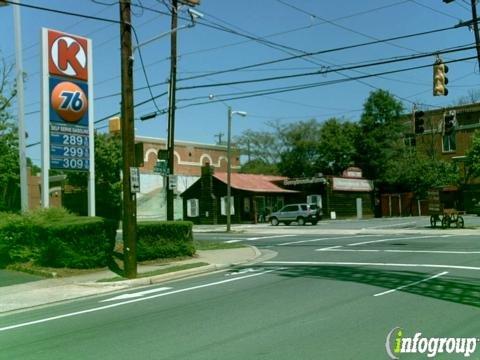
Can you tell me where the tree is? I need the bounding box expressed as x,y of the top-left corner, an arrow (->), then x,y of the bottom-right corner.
277,119 -> 322,177
0,59 -> 20,211
66,133 -> 122,219
235,121 -> 286,167
240,158 -> 279,175
317,118 -> 358,175
465,130 -> 480,182
384,150 -> 459,199
355,89 -> 405,181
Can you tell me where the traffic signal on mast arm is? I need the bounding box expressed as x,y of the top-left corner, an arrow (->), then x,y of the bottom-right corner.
414,110 -> 425,134
433,59 -> 449,96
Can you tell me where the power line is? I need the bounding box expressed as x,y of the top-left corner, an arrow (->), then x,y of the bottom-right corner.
176,25 -> 471,84
3,0 -> 120,24
175,44 -> 476,92
172,55 -> 477,111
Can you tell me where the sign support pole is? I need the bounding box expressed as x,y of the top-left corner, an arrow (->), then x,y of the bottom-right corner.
87,39 -> 95,216
41,28 -> 50,209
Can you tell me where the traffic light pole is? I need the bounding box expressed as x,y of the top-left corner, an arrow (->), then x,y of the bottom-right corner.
119,0 -> 137,279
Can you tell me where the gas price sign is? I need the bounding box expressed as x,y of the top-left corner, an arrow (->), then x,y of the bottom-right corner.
49,78 -> 90,170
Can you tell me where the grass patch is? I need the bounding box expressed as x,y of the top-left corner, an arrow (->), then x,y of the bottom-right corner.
194,240 -> 246,250
6,262 -> 105,278
97,261 -> 209,282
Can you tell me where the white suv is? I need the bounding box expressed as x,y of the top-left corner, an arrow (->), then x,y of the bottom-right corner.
268,203 -> 320,226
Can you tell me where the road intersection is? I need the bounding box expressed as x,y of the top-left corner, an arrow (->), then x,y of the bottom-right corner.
1,217 -> 480,359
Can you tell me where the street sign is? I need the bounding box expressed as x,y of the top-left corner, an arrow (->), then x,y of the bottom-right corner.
130,167 -> 140,193
168,175 -> 177,190
153,160 -> 168,175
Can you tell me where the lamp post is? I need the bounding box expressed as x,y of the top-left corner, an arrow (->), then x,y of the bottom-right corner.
226,106 -> 247,232
1,0 -> 28,212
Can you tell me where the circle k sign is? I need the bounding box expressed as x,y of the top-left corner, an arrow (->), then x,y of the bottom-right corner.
48,30 -> 88,81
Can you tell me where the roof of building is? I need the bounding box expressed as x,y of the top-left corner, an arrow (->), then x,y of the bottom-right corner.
213,173 -> 298,193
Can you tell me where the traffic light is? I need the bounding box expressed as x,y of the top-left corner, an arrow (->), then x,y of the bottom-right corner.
433,59 -> 448,96
414,110 -> 425,134
444,113 -> 455,134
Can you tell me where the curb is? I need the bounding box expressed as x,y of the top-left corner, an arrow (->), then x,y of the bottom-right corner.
81,245 -> 263,289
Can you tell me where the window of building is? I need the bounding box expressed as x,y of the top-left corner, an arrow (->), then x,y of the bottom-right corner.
442,132 -> 456,152
221,196 -> 235,215
187,199 -> 199,217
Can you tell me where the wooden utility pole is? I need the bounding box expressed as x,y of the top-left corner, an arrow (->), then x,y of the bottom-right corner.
471,0 -> 480,71
166,0 -> 178,221
119,0 -> 137,279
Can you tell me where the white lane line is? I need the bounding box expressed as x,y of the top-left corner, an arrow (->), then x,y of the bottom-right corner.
315,249 -> 480,254
225,235 -> 296,244
264,261 -> 480,271
373,271 -> 448,297
348,235 -> 450,247
279,234 -> 378,246
100,287 -> 172,302
246,235 -> 296,241
364,221 -> 417,229
0,269 -> 277,332
317,245 -> 343,251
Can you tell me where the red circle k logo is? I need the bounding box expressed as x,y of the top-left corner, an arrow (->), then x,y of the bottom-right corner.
48,30 -> 88,81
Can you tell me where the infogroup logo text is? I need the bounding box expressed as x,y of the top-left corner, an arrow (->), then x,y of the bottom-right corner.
386,327 -> 479,359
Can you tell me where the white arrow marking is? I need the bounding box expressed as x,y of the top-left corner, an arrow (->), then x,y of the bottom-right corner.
100,287 -> 172,302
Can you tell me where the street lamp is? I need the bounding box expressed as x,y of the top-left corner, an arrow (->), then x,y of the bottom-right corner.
209,95 -> 247,231
1,0 -> 28,212
226,107 -> 247,231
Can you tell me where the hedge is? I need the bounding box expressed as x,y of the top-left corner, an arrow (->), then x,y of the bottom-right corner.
137,221 -> 195,261
0,209 -> 117,269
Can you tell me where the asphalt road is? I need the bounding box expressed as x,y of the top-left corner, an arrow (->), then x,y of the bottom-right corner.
1,220 -> 480,359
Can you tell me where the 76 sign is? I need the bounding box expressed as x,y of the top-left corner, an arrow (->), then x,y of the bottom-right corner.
51,81 -> 88,123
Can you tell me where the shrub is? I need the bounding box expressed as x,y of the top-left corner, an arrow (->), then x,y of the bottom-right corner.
137,221 -> 195,261
0,209 -> 117,269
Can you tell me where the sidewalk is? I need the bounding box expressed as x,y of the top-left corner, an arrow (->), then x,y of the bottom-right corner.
0,246 -> 264,314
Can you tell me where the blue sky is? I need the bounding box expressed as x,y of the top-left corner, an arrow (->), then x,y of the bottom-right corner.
0,0 -> 478,165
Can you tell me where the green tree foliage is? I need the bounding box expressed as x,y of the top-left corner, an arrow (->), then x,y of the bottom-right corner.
355,89 -> 405,181
277,119 -> 322,177
0,59 -> 20,211
317,118 -> 359,175
66,133 -> 122,219
240,158 -> 279,175
235,121 -> 286,174
384,150 -> 459,198
465,130 -> 480,182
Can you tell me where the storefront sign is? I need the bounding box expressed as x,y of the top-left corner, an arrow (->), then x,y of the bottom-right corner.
332,177 -> 373,192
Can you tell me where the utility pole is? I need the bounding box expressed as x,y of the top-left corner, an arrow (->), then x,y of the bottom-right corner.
166,0 -> 178,221
119,0 -> 137,279
471,0 -> 480,71
214,132 -> 224,144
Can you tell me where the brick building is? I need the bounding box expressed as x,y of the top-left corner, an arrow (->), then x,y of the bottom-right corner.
137,136 -> 239,176
387,102 -> 480,215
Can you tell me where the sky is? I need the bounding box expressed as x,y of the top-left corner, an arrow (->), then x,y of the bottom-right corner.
0,0 -> 479,166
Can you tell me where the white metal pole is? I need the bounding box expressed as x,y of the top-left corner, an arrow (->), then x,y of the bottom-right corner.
87,38 -> 95,216
13,0 -> 28,212
41,28 -> 49,209
226,106 -> 232,232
